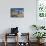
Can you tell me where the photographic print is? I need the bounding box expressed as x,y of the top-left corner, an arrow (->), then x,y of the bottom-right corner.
11,8 -> 24,17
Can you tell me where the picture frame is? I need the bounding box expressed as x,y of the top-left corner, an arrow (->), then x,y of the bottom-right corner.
10,8 -> 24,18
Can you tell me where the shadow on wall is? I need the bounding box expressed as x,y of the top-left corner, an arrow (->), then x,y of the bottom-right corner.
2,28 -> 11,34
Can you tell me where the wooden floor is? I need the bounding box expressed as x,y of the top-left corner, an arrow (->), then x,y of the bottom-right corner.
0,42 -> 46,46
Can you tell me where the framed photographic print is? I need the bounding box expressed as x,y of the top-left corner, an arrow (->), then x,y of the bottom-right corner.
11,8 -> 24,18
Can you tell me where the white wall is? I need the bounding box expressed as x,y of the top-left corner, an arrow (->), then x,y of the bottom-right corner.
0,0 -> 36,42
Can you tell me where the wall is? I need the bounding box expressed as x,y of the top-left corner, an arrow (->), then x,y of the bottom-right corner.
0,0 -> 36,42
